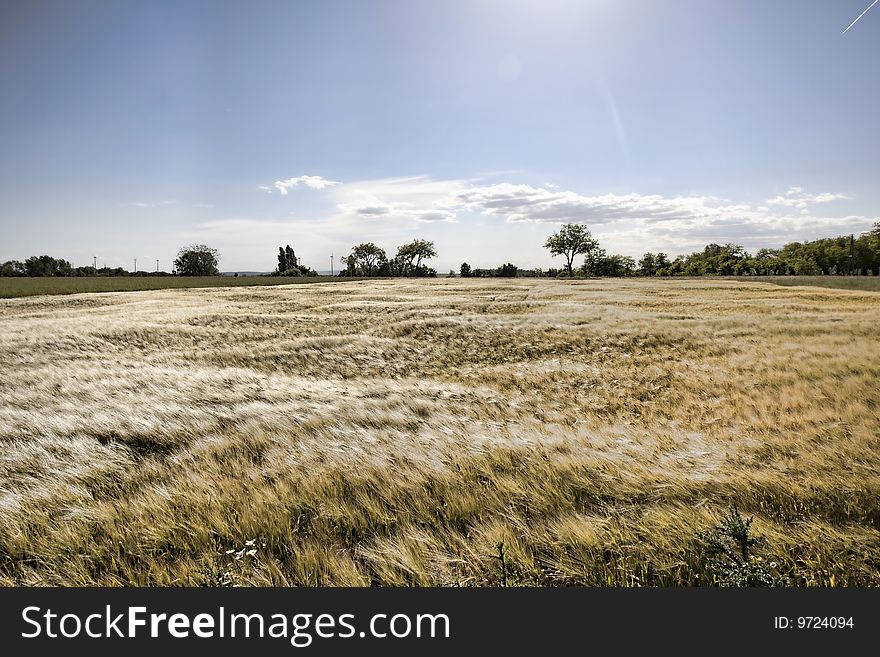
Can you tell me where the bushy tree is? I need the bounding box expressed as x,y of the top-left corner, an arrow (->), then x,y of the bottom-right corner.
859,221 -> 880,274
673,243 -> 748,276
344,243 -> 387,276
0,260 -> 25,277
580,247 -> 607,277
174,244 -> 220,276
544,223 -> 600,278
580,250 -> 636,277
396,239 -> 437,276
496,262 -> 518,277
639,252 -> 670,276
600,254 -> 636,277
22,255 -> 73,277
384,253 -> 407,277
460,262 -> 472,278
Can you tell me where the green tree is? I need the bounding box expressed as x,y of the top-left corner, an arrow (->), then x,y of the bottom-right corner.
174,244 -> 220,276
582,251 -> 636,277
677,243 -> 749,276
639,252 -> 670,276
346,243 -> 387,276
496,262 -> 518,277
0,260 -> 25,277
277,247 -> 288,273
23,255 -> 73,277
396,239 -> 437,276
639,252 -> 658,276
604,254 -> 636,277
543,223 -> 599,278
382,253 -> 405,277
459,262 -> 472,278
276,244 -> 308,275
857,221 -> 880,275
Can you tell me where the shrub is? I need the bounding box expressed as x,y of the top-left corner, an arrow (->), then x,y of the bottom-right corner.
696,507 -> 787,587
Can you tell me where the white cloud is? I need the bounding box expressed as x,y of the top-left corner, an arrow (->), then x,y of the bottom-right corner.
267,176 -> 866,240
333,176 -> 468,224
250,173 -> 873,258
455,183 -> 725,225
269,175 -> 343,195
448,182 -> 870,252
766,186 -> 847,209
344,200 -> 456,223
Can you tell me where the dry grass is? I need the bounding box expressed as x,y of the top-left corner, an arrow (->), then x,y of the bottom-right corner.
1,278 -> 878,586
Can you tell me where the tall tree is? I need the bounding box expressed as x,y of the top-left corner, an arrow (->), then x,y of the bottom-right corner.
543,223 -> 599,278
277,247 -> 288,273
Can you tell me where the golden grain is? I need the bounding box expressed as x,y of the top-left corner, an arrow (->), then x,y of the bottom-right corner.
0,278 -> 878,585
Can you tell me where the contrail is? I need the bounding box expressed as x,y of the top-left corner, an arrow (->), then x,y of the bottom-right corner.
842,0 -> 879,34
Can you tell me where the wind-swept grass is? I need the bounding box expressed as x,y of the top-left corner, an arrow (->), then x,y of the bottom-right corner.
0,278 -> 878,585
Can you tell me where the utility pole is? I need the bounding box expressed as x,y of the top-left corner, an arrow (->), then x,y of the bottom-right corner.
330,254 -> 334,276
156,259 -> 159,273
93,256 -> 97,274
134,258 -> 137,273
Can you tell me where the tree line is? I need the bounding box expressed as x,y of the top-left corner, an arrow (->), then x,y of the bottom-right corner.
0,245 -> 221,277
3,221 -> 879,279
533,221 -> 880,278
642,229 -> 880,277
0,255 -> 172,278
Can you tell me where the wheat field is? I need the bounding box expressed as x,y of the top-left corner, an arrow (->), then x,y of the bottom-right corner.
1,278 -> 878,586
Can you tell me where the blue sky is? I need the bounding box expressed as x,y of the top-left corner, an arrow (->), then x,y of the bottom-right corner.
1,0 -> 878,272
